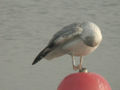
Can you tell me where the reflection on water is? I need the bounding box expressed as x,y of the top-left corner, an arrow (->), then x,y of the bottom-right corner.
0,0 -> 120,90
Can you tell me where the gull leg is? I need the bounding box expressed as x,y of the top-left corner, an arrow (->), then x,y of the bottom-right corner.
79,56 -> 83,71
72,55 -> 78,71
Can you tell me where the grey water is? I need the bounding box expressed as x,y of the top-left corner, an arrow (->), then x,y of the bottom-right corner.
0,0 -> 120,90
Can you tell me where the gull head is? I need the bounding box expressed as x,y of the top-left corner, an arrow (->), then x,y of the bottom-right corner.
80,21 -> 102,47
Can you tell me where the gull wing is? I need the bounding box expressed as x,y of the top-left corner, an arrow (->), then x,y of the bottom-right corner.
32,23 -> 83,65
48,23 -> 83,47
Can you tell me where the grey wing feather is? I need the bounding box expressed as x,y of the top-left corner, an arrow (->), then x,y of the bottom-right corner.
49,23 -> 83,46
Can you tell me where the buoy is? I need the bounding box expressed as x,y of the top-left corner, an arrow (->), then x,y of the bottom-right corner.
58,72 -> 111,90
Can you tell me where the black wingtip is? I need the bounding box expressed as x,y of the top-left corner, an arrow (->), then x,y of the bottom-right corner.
32,62 -> 36,65
32,46 -> 51,65
32,53 -> 43,65
32,58 -> 40,65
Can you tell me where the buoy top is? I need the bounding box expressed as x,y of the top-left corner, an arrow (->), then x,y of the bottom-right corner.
58,72 -> 111,90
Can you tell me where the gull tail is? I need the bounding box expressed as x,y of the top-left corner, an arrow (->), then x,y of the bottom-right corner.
32,46 -> 51,65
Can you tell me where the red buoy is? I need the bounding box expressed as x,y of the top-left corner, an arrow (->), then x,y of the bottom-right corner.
58,72 -> 111,90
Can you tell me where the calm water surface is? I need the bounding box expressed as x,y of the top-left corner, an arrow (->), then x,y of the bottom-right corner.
0,0 -> 120,90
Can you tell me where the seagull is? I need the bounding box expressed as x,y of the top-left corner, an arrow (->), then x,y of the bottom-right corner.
32,21 -> 102,71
